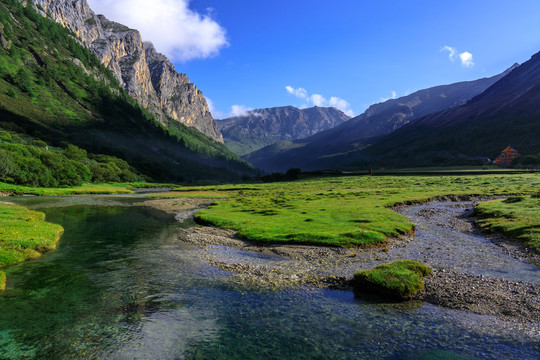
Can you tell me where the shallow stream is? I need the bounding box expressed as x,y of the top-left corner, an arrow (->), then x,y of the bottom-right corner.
0,196 -> 538,359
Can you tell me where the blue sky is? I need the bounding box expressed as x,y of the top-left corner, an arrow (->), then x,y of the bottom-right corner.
88,0 -> 540,118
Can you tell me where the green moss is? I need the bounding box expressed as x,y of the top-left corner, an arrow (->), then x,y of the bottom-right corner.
353,260 -> 432,300
0,203 -> 64,289
476,196 -> 540,253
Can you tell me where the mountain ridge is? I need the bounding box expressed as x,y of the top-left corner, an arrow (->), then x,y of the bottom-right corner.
0,0 -> 253,183
217,105 -> 351,155
357,51 -> 540,167
27,0 -> 222,142
244,65 -> 517,172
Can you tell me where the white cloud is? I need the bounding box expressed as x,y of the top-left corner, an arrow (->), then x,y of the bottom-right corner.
205,97 -> 225,118
329,97 -> 354,117
441,45 -> 475,68
459,51 -> 474,68
285,86 -> 355,116
442,45 -> 457,61
285,86 -> 308,100
206,98 -> 256,119
379,90 -> 398,102
310,94 -> 326,107
87,0 -> 228,61
229,104 -> 253,117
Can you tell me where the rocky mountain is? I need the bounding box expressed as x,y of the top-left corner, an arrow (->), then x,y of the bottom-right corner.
244,66 -> 517,172
358,51 -> 540,167
28,0 -> 222,142
0,0 -> 252,182
217,106 -> 351,155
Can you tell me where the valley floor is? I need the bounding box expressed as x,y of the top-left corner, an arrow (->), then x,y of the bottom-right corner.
140,195 -> 539,328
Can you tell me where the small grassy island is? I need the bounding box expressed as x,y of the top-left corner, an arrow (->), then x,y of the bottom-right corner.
476,194 -> 540,253
352,260 -> 432,300
0,202 -> 64,290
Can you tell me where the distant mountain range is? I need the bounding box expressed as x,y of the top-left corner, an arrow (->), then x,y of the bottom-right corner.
244,64 -> 520,172
358,51 -> 540,168
217,106 -> 350,155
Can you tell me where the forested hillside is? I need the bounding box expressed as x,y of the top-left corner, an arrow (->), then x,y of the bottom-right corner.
0,0 -> 254,184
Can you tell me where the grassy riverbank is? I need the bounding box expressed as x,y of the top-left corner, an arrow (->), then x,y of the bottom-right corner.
0,202 -> 64,290
0,181 -> 170,196
153,174 -> 540,247
476,195 -> 540,253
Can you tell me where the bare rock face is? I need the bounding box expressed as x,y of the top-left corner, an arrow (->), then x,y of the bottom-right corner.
145,42 -> 222,142
28,0 -> 223,142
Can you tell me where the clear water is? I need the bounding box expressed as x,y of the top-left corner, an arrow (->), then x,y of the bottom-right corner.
0,196 -> 538,359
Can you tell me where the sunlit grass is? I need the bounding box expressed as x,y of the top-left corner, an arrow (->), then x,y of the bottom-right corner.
0,181 -> 170,196
0,203 -> 64,289
476,195 -> 540,253
187,174 -> 540,247
353,260 -> 432,299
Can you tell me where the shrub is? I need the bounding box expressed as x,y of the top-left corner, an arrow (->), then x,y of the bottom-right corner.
352,260 -> 432,300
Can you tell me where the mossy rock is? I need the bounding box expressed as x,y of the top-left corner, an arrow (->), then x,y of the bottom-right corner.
352,260 -> 432,300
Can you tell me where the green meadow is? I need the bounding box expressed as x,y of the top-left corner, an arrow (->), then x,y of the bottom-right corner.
0,181 -> 169,196
152,173 -> 540,247
0,202 -> 64,290
476,194 -> 540,252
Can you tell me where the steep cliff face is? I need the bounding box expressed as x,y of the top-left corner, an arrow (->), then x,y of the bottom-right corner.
28,0 -> 222,142
145,43 -> 222,142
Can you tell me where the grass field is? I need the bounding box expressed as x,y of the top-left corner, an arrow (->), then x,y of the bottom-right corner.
151,173 -> 540,247
476,194 -> 540,253
0,202 -> 64,290
0,181 -> 171,196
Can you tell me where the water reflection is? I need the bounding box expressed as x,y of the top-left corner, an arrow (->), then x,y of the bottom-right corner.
0,197 -> 538,359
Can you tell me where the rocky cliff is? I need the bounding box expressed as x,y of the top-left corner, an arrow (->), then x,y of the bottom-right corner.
28,0 -> 222,142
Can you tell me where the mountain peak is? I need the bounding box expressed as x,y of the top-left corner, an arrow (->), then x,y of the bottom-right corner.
28,0 -> 223,142
217,106 -> 351,155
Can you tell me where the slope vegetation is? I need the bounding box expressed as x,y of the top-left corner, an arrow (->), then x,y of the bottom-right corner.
0,0 -> 253,183
359,51 -> 540,168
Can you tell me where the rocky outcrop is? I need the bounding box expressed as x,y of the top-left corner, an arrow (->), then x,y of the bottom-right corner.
27,0 -> 222,142
145,42 -> 222,142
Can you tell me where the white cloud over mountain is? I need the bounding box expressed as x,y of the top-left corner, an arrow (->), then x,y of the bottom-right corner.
441,45 -> 475,68
87,0 -> 228,61
206,98 -> 256,119
285,86 -> 355,116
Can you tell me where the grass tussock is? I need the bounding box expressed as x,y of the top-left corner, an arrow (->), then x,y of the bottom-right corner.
353,260 -> 432,300
476,195 -> 540,253
0,203 -> 63,289
187,174 -> 539,247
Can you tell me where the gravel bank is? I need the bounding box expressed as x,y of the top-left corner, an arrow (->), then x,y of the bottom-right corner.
420,270 -> 539,324
143,196 -> 540,325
